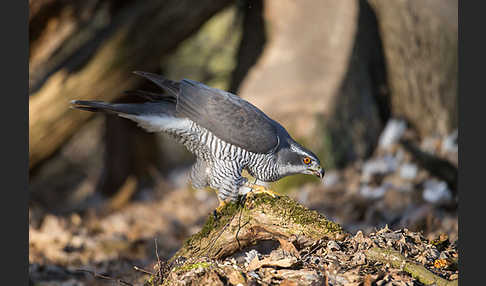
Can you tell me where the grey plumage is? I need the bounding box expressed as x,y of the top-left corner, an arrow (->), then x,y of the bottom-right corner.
177,78 -> 279,154
71,71 -> 324,202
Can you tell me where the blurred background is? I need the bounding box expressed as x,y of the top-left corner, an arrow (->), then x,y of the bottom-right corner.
29,0 -> 457,284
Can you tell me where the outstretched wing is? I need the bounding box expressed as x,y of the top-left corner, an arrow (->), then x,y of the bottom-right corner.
176,79 -> 279,154
124,71 -> 280,154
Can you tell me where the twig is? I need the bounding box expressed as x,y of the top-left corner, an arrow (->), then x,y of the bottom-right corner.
154,238 -> 163,279
133,266 -> 153,276
76,269 -> 133,286
235,196 -> 251,249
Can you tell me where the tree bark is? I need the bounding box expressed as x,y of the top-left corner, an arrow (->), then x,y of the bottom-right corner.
29,0 -> 232,169
367,0 -> 458,137
323,0 -> 389,168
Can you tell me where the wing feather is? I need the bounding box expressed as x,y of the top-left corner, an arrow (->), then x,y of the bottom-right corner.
175,79 -> 279,154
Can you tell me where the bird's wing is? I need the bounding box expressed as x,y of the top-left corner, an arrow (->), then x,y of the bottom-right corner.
176,79 -> 279,154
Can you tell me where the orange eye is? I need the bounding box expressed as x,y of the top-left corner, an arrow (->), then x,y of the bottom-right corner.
303,157 -> 311,165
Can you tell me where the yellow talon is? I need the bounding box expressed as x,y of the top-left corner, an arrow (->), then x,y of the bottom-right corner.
213,200 -> 226,218
247,183 -> 279,198
215,199 -> 228,213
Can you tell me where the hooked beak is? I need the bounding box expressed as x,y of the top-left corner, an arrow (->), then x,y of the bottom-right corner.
310,166 -> 325,179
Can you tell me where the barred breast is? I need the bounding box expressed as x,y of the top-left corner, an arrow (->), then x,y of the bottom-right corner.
165,121 -> 280,183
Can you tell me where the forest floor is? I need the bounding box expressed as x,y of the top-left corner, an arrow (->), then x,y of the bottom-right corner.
29,119 -> 458,285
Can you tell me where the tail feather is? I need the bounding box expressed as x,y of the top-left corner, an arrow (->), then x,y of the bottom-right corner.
70,99 -> 190,133
71,100 -> 176,116
70,100 -> 120,114
71,100 -> 140,115
132,71 -> 180,97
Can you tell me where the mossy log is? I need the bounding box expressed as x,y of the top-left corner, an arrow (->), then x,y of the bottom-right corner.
172,193 -> 344,262
157,193 -> 457,286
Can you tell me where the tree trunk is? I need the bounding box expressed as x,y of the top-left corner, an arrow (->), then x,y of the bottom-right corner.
228,0 -> 266,94
29,0 -> 232,169
322,0 -> 389,168
367,0 -> 458,137
97,113 -> 159,198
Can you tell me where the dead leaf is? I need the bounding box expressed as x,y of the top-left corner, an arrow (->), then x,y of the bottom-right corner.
247,256 -> 298,272
222,266 -> 246,285
277,237 -> 300,258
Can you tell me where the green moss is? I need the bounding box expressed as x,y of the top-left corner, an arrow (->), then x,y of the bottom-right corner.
182,200 -> 241,249
252,194 -> 342,234
175,261 -> 212,272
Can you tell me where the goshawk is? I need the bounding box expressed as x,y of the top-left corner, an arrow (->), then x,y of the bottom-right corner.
72,72 -> 324,209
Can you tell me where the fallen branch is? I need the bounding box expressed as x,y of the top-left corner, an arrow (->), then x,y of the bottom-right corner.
364,247 -> 458,286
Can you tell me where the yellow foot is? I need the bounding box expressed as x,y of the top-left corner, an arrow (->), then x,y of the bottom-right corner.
213,198 -> 231,219
215,199 -> 228,213
246,183 -> 280,198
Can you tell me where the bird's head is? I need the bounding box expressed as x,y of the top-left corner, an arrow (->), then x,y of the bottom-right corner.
276,141 -> 325,179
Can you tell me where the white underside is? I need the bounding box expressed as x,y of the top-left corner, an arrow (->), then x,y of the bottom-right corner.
118,114 -> 192,133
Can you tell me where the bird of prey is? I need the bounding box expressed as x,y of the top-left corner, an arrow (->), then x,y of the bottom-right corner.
71,71 -> 324,210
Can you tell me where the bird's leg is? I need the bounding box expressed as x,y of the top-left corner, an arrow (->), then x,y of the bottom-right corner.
215,198 -> 228,212
213,197 -> 231,219
244,180 -> 280,198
